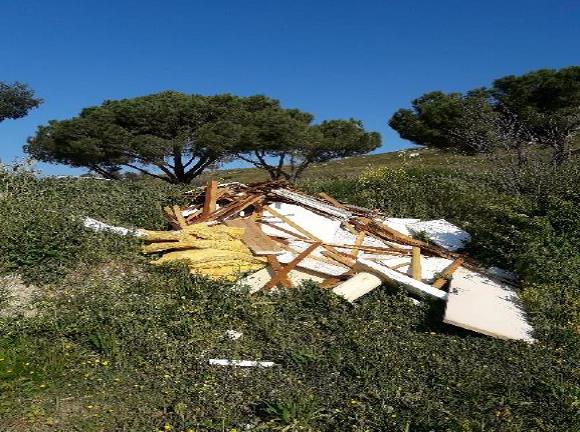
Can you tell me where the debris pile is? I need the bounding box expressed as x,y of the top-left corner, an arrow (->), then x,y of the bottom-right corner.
136,180 -> 535,342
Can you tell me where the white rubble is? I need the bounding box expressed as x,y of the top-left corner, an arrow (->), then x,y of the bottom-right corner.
82,217 -> 145,237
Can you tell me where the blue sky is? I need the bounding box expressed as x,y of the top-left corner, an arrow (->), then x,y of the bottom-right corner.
1,0 -> 578,175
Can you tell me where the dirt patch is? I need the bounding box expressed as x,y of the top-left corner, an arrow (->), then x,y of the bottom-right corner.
0,274 -> 38,318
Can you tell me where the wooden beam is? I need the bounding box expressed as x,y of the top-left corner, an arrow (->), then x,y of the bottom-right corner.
202,180 -> 218,216
317,192 -> 344,208
320,247 -> 355,268
432,257 -> 464,289
266,255 -> 292,288
262,206 -> 322,242
225,218 -> 284,255
352,231 -> 366,259
411,246 -> 422,281
264,243 -> 321,290
172,205 -> 188,229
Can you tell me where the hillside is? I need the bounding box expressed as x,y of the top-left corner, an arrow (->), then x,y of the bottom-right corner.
198,147 -> 490,184
0,159 -> 578,431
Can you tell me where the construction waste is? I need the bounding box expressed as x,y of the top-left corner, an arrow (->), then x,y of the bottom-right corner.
85,180 -> 535,342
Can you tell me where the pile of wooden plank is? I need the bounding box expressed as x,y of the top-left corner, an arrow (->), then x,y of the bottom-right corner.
154,180 -> 535,342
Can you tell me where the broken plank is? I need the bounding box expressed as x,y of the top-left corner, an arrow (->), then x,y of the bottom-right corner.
355,258 -> 448,300
317,192 -> 345,208
352,231 -> 366,259
332,272 -> 383,302
432,257 -> 464,289
172,205 -> 188,229
225,218 -> 284,255
266,255 -> 292,288
202,180 -> 218,216
411,247 -> 422,281
264,243 -> 321,290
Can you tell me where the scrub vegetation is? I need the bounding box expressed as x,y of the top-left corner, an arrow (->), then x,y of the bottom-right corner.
0,154 -> 578,431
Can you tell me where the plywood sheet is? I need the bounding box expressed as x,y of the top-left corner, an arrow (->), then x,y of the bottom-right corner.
225,218 -> 284,255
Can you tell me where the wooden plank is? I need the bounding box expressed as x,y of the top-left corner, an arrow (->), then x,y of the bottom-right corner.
211,194 -> 264,222
202,180 -> 218,216
355,258 -> 448,300
332,272 -> 383,302
271,238 -> 351,272
443,268 -> 535,342
263,205 -> 322,242
432,258 -> 464,289
162,206 -> 182,230
411,246 -> 422,281
297,239 -> 409,255
266,255 -> 292,288
317,192 -> 345,208
264,243 -> 321,290
172,205 -> 188,229
352,231 -> 366,259
224,218 -> 284,255
320,247 -> 355,268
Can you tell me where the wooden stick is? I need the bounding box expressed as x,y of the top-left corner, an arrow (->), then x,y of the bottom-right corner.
321,246 -> 355,268
298,239 -> 410,255
411,246 -> 422,281
266,255 -> 292,288
208,194 -> 263,222
172,205 -> 188,229
264,243 -> 321,290
270,237 -> 351,269
432,258 -> 465,289
352,231 -> 366,259
317,192 -> 344,208
262,206 -> 322,242
163,206 -> 182,230
202,180 -> 218,216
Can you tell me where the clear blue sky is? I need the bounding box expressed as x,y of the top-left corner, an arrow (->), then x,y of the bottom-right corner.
1,0 -> 578,175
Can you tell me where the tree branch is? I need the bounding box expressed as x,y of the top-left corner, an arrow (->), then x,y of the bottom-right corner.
123,163 -> 172,182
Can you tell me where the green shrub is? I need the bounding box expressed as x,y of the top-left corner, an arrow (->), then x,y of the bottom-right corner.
0,173 -> 187,284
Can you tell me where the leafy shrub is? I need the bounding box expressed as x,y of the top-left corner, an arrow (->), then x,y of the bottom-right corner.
0,172 -> 187,284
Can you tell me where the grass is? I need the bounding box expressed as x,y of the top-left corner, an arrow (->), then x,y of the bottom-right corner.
0,158 -> 579,431
195,147 -> 491,185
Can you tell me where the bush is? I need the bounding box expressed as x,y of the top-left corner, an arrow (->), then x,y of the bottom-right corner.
0,171 -> 187,284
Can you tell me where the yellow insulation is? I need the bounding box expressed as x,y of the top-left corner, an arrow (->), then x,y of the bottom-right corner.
142,222 -> 265,280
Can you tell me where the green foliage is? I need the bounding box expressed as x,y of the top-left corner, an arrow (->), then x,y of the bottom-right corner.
0,81 -> 42,123
492,66 -> 580,116
388,89 -> 498,152
389,66 -> 580,160
0,171 -> 185,284
26,92 -> 380,184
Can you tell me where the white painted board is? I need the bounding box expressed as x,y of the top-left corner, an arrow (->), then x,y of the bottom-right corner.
443,268 -> 535,342
407,219 -> 471,251
356,258 -> 448,300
